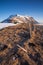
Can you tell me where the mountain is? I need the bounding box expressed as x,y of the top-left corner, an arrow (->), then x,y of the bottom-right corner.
0,14 -> 43,65
1,14 -> 38,24
0,22 -> 43,65
0,14 -> 38,29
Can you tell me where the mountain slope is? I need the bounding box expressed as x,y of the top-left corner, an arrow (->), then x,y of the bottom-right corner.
0,23 -> 43,65
1,14 -> 38,24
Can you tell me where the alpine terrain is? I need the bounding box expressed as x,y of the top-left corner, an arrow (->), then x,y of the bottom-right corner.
0,14 -> 43,65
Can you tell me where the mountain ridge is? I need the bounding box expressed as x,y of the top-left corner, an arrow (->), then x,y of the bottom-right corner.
1,14 -> 38,24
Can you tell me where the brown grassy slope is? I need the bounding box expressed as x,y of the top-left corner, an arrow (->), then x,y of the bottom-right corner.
0,23 -> 43,65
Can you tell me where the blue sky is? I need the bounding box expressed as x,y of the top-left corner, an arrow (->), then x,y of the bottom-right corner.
0,0 -> 43,23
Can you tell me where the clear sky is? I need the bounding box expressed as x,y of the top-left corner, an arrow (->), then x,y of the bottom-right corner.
0,0 -> 43,23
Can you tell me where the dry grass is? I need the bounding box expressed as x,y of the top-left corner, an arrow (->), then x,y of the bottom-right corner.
0,23 -> 43,65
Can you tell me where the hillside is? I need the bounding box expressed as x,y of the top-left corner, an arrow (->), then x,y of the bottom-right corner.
0,22 -> 43,65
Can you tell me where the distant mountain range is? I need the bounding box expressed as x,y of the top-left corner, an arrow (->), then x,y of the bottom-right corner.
1,14 -> 38,24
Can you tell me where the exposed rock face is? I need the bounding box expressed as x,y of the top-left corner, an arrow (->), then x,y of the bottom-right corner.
1,14 -> 38,24
0,22 -> 43,65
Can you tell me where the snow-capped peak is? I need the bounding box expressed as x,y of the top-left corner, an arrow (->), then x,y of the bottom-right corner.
1,14 -> 38,24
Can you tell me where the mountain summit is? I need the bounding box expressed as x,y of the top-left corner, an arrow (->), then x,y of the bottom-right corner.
1,14 -> 38,24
